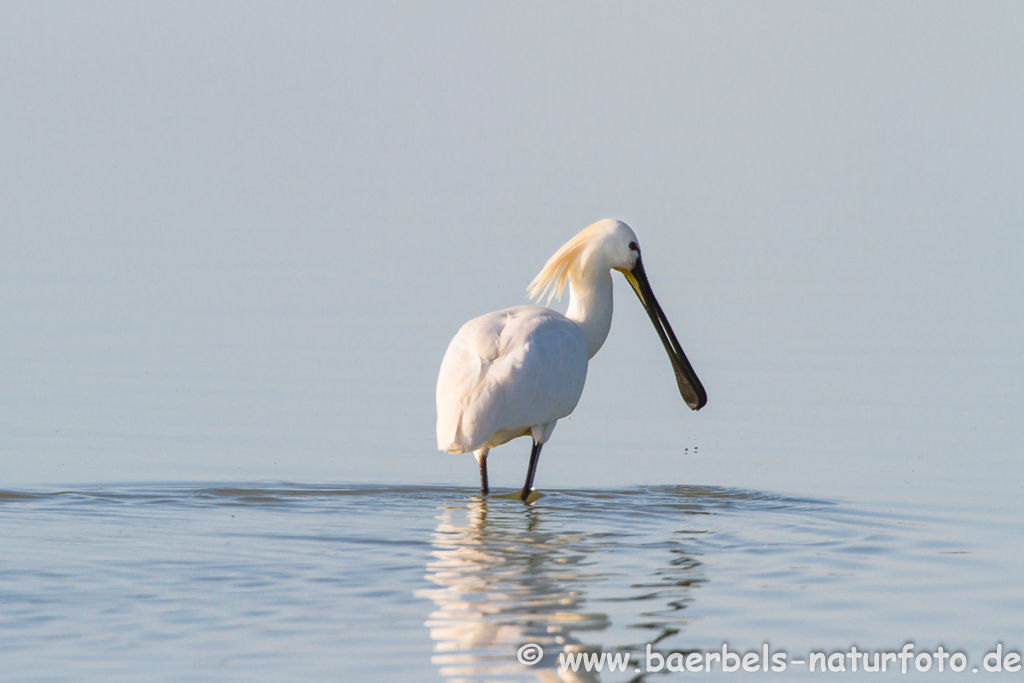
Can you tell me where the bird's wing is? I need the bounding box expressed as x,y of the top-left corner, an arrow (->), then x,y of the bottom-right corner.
436,306 -> 588,453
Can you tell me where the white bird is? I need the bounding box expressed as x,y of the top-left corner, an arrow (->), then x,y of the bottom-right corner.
436,219 -> 706,501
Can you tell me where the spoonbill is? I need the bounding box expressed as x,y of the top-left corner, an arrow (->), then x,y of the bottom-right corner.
436,219 -> 706,501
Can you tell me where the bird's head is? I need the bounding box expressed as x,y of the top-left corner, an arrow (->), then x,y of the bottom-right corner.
527,219 -> 639,302
590,218 -> 643,272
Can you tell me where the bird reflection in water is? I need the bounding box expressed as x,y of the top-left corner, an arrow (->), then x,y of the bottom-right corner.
417,493 -> 706,682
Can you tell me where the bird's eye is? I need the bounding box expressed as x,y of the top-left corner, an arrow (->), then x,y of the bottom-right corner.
628,241 -> 639,252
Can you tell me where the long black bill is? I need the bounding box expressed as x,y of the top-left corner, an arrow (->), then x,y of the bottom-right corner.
625,257 -> 707,410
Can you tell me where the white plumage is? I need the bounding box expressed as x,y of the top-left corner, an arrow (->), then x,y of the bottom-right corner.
436,306 -> 588,454
436,219 -> 706,501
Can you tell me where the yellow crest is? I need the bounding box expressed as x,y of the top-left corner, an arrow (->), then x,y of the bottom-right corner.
526,222 -> 607,304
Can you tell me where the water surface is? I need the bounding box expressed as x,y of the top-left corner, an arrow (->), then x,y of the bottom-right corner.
2,484 -> 1018,681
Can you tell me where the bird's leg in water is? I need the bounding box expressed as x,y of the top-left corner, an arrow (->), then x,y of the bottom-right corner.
519,440 -> 543,502
474,448 -> 490,495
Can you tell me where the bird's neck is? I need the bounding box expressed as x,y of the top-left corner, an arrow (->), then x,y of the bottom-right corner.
565,266 -> 613,360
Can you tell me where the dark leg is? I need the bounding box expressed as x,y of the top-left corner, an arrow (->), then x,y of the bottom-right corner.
519,440 -> 543,502
475,448 -> 489,495
478,458 -> 489,495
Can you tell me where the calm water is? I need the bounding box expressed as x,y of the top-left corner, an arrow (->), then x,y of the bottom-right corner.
2,484 -> 1020,681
